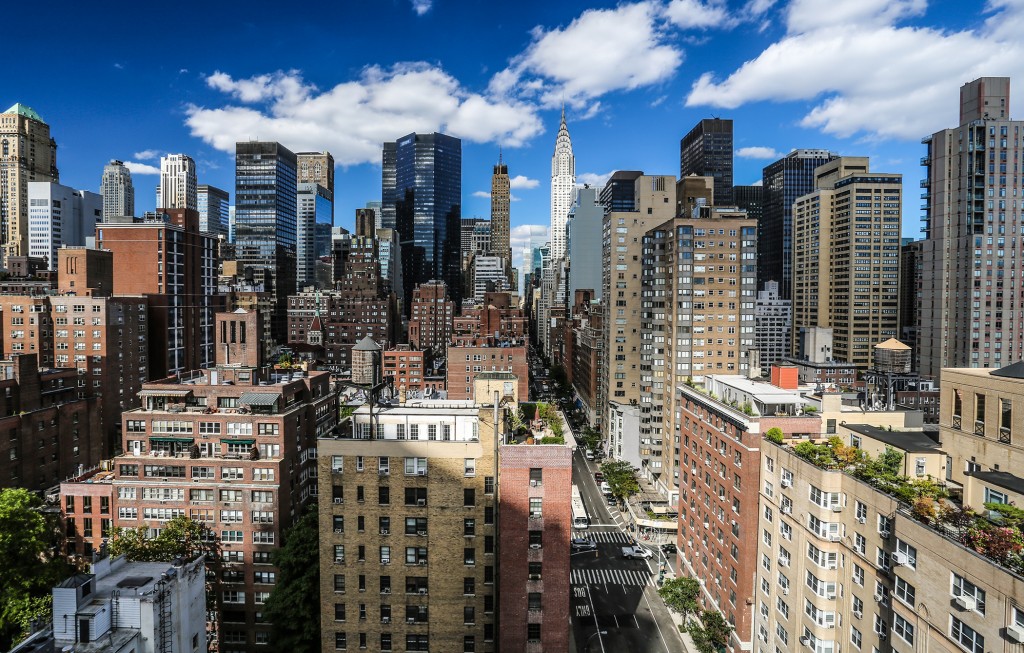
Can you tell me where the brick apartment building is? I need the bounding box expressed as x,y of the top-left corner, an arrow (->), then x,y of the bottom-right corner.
570,290 -> 604,430
447,291 -> 528,401
408,281 -> 454,354
60,309 -> 337,653
0,354 -> 102,491
383,346 -> 427,395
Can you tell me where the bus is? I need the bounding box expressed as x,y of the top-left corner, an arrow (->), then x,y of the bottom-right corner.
571,484 -> 589,529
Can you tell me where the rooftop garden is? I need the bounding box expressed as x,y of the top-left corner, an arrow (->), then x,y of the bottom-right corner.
787,436 -> 1024,576
506,402 -> 565,444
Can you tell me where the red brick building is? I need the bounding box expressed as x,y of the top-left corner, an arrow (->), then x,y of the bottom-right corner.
0,354 -> 102,491
446,346 -> 528,401
60,309 -> 337,653
497,438 -> 573,652
408,280 -> 453,353
382,345 -> 426,394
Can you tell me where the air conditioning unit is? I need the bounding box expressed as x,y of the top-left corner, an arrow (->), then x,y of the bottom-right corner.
827,563 -> 838,570
379,469 -> 389,476
418,560 -> 428,566
778,557 -> 789,567
529,543 -> 542,550
826,623 -> 835,630
826,593 -> 836,600
954,596 -> 977,611
873,593 -> 885,603
382,616 -> 390,624
417,499 -> 426,506
892,552 -> 909,566
781,479 -> 792,488
334,528 -> 344,534
857,516 -> 866,524
878,632 -> 887,640
417,470 -> 427,476
530,480 -> 538,486
781,505 -> 791,515
334,557 -> 344,563
382,588 -> 391,594
831,505 -> 843,512
417,588 -> 427,595
828,534 -> 840,542
781,587 -> 789,596
333,498 -> 343,504
799,637 -> 810,646
417,531 -> 427,537
381,530 -> 389,535
853,610 -> 863,619
529,574 -> 541,581
381,559 -> 390,565
407,617 -> 416,624
1006,624 -> 1024,643
879,530 -> 890,539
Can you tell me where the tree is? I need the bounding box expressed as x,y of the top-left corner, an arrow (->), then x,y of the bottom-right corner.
764,427 -> 784,444
657,576 -> 701,624
600,460 -> 640,500
264,511 -> 320,653
688,609 -> 734,653
0,489 -> 74,650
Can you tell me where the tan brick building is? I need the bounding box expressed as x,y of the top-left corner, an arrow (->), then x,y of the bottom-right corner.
0,103 -> 59,261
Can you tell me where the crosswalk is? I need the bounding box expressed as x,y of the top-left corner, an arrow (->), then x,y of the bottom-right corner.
583,530 -> 636,544
571,567 -> 655,587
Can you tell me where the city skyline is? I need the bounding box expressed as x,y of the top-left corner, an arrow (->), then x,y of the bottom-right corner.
6,0 -> 1018,278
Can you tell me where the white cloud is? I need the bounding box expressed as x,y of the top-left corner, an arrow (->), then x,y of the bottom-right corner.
490,2 -> 682,108
187,65 -> 543,166
686,0 -> 1024,139
736,146 -> 781,159
411,0 -> 431,15
511,224 -> 549,249
664,0 -> 737,29
133,149 -> 161,161
473,191 -> 491,199
509,175 -> 539,189
577,171 -> 615,188
123,161 -> 160,175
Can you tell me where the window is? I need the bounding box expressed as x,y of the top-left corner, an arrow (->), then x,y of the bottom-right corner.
527,624 -> 541,643
529,498 -> 543,518
464,547 -> 475,565
464,605 -> 475,624
850,627 -> 862,650
464,519 -> 476,536
895,539 -> 917,568
404,457 -> 427,475
529,531 -> 543,548
464,577 -> 476,595
894,577 -> 916,606
530,468 -> 543,484
484,476 -> 495,494
464,458 -> 476,476
334,632 -> 347,650
952,574 -> 986,613
951,616 -> 984,653
893,614 -> 914,644
404,487 -> 427,506
464,488 -> 476,506
333,575 -> 346,593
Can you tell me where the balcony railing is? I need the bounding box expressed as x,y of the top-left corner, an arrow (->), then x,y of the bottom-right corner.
952,415 -> 962,430
974,420 -> 985,437
999,427 -> 1012,444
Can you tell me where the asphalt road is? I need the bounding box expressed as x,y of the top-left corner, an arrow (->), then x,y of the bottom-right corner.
570,448 -> 684,653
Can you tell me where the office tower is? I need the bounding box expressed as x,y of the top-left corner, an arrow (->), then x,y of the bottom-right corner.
197,184 -> 229,238
468,254 -> 510,301
156,154 -> 198,211
382,132 -> 462,311
296,183 -> 334,287
791,157 -> 902,369
567,185 -> 603,301
376,227 -> 404,306
549,108 -> 575,261
101,159 -> 134,220
97,209 -> 218,377
234,141 -> 298,342
599,170 -> 643,215
679,118 -> 734,205
753,363 -> 1024,653
919,77 -> 1024,379
638,200 -> 758,498
490,154 -> 511,278
27,182 -> 102,269
408,281 -> 454,354
760,149 -> 839,299
228,205 -> 236,243
602,175 -> 679,446
899,240 -> 923,371
460,217 -> 491,272
755,281 -> 792,369
0,103 -> 59,262
732,183 -> 762,224
296,151 -> 335,195
0,353 -> 101,492
365,201 -> 383,230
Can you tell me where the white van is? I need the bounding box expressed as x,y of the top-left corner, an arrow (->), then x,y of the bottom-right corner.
584,450 -> 594,461
600,481 -> 612,497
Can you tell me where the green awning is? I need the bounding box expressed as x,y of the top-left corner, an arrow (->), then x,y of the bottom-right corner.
238,392 -> 279,407
149,437 -> 194,443
221,438 -> 256,446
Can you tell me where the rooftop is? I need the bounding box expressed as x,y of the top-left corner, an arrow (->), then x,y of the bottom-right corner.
3,103 -> 45,122
701,374 -> 806,406
844,423 -> 944,453
966,469 -> 1024,495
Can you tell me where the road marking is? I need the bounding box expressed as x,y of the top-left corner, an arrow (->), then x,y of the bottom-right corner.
584,583 -> 606,653
641,584 -> 673,653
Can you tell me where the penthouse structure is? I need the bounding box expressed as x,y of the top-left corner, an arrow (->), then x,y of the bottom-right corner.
60,309 -> 337,652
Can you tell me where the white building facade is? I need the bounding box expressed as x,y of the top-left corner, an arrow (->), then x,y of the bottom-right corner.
755,280 -> 792,369
549,108 -> 575,262
100,160 -> 134,220
156,153 -> 198,211
28,182 -> 102,269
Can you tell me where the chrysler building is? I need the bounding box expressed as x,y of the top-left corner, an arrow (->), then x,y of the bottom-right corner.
549,107 -> 575,261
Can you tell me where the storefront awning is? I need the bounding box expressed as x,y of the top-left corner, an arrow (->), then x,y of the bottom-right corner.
221,438 -> 256,446
149,436 -> 194,443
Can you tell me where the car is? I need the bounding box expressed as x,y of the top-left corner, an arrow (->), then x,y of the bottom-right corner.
594,472 -> 604,483
571,537 -> 597,551
621,545 -> 654,560
606,496 -> 617,507
660,543 -> 677,555
584,450 -> 594,461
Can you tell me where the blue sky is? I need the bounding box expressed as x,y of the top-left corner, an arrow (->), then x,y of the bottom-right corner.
7,0 -> 1022,273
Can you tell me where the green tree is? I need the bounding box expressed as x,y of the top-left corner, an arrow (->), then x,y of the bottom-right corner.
688,609 -> 734,653
657,576 -> 701,624
764,427 -> 784,444
264,511 -> 321,652
0,489 -> 74,650
600,460 -> 640,500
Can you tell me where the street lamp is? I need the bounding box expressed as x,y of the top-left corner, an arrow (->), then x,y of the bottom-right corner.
585,630 -> 608,653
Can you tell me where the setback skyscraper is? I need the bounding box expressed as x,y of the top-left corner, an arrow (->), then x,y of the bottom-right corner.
919,77 -> 1023,378
0,103 -> 59,262
234,141 -> 298,341
101,159 -> 134,219
549,108 -> 575,261
156,153 -> 197,211
491,153 -> 511,280
759,149 -> 838,299
381,132 -> 462,311
679,117 -> 733,205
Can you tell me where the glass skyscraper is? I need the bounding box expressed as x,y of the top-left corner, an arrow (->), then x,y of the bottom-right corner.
382,132 -> 462,311
296,182 -> 333,287
234,141 -> 298,340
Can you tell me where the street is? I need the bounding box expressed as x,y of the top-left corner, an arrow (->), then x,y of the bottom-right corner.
569,447 -> 685,653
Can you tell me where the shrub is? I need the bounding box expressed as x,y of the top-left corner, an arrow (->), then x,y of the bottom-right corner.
765,427 -> 784,444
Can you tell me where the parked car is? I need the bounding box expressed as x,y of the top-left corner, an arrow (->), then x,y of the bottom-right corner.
594,471 -> 604,483
584,450 -> 594,461
571,537 -> 597,551
621,545 -> 654,560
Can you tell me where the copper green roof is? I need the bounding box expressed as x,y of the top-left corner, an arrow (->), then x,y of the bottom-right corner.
3,103 -> 45,122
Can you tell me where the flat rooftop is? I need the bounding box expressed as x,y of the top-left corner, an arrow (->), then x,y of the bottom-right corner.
844,424 -> 944,453
700,375 -> 806,405
966,470 -> 1024,495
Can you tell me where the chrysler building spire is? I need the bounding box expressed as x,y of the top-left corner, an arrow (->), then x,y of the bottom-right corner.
549,107 -> 575,261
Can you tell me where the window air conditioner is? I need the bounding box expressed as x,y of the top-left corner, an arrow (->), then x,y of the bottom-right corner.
953,596 -> 976,611
891,552 -> 909,566
1005,624 -> 1024,643
333,498 -> 343,504
529,543 -> 542,550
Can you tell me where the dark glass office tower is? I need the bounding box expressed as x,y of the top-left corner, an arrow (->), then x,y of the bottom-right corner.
759,149 -> 838,300
733,184 -> 763,224
234,141 -> 298,341
679,118 -> 733,206
598,170 -> 643,215
382,132 -> 462,313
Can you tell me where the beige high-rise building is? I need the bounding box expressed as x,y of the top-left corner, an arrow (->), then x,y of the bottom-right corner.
156,153 -> 197,211
296,151 -> 335,193
919,77 -> 1024,379
490,155 -> 511,282
0,103 -> 59,262
792,157 -> 901,369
